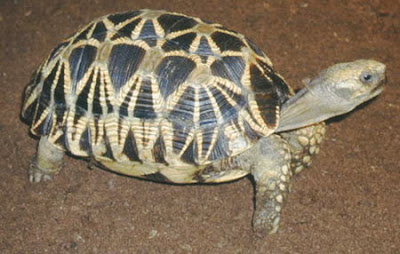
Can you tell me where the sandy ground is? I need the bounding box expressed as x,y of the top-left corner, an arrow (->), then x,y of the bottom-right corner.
0,0 -> 399,253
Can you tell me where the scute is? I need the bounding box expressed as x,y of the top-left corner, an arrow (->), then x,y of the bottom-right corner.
108,10 -> 143,25
157,14 -> 198,34
196,36 -> 214,56
133,78 -> 157,119
211,31 -> 245,52
91,22 -> 107,42
108,44 -> 145,91
21,9 -> 292,183
156,56 -> 196,98
69,45 -> 97,86
111,18 -> 142,40
162,32 -> 197,52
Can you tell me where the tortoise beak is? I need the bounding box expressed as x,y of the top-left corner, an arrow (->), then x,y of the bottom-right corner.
370,65 -> 386,97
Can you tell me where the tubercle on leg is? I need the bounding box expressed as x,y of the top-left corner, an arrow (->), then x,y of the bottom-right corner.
279,123 -> 326,174
250,135 -> 292,237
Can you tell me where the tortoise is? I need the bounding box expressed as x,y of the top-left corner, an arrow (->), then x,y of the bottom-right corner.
21,9 -> 386,236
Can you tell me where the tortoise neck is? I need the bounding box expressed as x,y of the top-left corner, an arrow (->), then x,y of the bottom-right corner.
275,87 -> 331,132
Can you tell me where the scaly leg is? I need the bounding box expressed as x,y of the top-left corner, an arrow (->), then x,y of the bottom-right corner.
249,135 -> 292,237
279,123 -> 326,174
29,136 -> 64,183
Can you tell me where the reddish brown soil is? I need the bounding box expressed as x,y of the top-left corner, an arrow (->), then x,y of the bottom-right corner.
1,0 -> 399,253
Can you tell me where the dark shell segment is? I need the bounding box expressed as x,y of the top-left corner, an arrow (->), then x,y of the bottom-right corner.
108,44 -> 145,91
249,61 -> 291,128
169,86 -> 196,125
153,136 -> 168,165
92,73 -> 103,116
107,10 -> 142,25
53,65 -> 66,106
22,68 -> 43,124
198,87 -> 217,126
53,65 -> 66,130
139,20 -> 157,39
48,42 -> 69,62
157,14 -> 198,34
249,63 -> 279,127
208,130 -> 229,161
181,139 -> 197,164
142,172 -> 170,182
102,130 -> 115,160
139,20 -> 158,47
211,31 -> 245,52
123,130 -> 141,162
195,36 -> 214,56
112,18 -> 142,40
73,24 -> 93,44
211,56 -> 245,87
119,84 -> 135,118
156,56 -> 196,99
76,70 -> 94,112
249,63 -> 274,93
41,61 -> 60,105
103,77 -> 114,114
30,62 -> 59,135
257,59 -> 291,103
133,78 -> 157,119
32,107 -> 52,135
79,128 -> 92,153
91,22 -> 107,42
245,38 -> 265,57
215,82 -> 246,107
172,122 -> 192,154
199,126 -> 216,158
209,86 -> 238,121
242,119 -> 262,141
69,45 -> 97,89
162,32 -> 197,52
30,62 -> 60,135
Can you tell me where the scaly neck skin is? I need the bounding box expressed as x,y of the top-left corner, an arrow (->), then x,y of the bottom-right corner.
275,87 -> 331,132
275,79 -> 360,133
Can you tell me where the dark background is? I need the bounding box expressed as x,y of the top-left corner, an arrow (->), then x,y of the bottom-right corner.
1,0 -> 399,253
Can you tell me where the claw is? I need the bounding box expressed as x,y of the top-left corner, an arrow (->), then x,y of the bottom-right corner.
28,162 -> 55,183
252,204 -> 281,237
28,137 -> 64,183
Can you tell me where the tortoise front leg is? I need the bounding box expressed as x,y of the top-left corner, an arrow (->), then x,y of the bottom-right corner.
29,136 -> 64,183
249,135 -> 292,237
279,123 -> 326,174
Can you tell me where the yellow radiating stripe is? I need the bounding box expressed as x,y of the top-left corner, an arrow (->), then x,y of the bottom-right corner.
203,87 -> 222,123
166,81 -> 190,111
160,119 -> 174,156
151,18 -> 166,38
204,36 -> 221,56
129,119 -> 161,161
177,129 -> 195,158
212,78 -> 240,108
204,128 -> 219,163
110,14 -> 142,32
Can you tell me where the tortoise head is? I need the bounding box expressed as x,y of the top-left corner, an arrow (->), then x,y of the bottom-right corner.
276,59 -> 386,132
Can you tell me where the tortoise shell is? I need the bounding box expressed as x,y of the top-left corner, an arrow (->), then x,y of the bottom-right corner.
22,9 -> 292,183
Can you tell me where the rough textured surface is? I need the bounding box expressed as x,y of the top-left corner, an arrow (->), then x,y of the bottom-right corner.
1,0 -> 399,253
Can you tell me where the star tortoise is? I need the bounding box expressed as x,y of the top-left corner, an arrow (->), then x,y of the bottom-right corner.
21,9 -> 386,236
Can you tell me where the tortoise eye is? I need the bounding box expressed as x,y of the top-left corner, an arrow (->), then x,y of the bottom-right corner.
360,72 -> 373,83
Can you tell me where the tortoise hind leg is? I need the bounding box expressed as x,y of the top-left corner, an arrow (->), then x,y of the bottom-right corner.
29,136 -> 64,183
